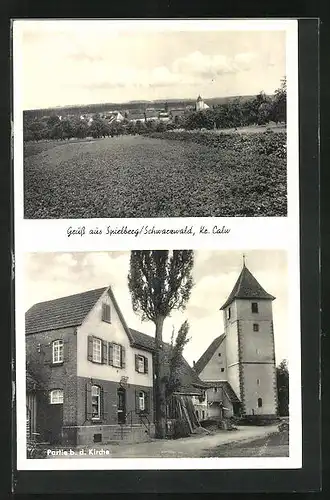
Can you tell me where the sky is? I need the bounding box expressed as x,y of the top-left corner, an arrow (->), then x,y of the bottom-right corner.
16,20 -> 286,110
24,250 -> 288,366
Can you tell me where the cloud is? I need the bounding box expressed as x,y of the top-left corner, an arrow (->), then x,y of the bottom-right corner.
60,49 -> 258,92
172,51 -> 257,79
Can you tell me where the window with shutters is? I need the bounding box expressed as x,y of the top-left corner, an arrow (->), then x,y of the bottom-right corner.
135,354 -> 148,373
102,303 -> 111,323
92,338 -> 102,363
112,344 -> 122,368
251,302 -> 259,313
137,355 -> 145,373
50,389 -> 63,404
91,385 -> 101,420
52,339 -> 63,364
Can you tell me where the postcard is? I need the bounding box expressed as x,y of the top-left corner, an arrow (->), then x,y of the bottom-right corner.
12,18 -> 302,476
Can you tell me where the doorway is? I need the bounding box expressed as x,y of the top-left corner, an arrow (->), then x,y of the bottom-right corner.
117,388 -> 126,424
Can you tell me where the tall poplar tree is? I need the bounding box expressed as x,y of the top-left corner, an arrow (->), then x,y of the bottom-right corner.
128,250 -> 194,438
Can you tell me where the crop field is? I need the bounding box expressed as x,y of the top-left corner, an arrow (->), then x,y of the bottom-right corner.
24,131 -> 287,218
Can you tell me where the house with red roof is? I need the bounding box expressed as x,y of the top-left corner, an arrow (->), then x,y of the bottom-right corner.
25,286 -> 206,447
193,263 -> 278,422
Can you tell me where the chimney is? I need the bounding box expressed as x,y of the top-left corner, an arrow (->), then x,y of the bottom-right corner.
193,361 -> 196,368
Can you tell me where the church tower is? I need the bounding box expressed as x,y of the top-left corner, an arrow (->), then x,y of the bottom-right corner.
220,260 -> 278,418
195,95 -> 210,111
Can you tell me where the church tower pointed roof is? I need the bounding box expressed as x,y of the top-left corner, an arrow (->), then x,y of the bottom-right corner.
196,95 -> 203,101
220,263 -> 275,310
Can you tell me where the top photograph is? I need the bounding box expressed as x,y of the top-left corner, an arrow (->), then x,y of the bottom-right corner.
16,20 -> 290,219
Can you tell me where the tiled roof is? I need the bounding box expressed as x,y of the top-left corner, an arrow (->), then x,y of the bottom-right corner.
25,287 -> 107,335
129,328 -> 155,352
193,334 -> 226,375
220,265 -> 275,310
205,381 -> 240,403
129,328 -> 207,393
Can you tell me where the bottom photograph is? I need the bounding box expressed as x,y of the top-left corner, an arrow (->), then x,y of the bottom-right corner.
23,249 -> 289,459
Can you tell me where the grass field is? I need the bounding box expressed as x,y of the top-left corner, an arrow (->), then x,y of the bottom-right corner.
24,131 -> 287,218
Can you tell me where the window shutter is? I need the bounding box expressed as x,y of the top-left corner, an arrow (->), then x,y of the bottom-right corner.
108,343 -> 114,366
87,336 -> 93,361
135,390 -> 140,413
44,343 -> 52,365
121,346 -> 126,369
63,340 -> 69,363
102,341 -> 108,364
135,354 -> 139,372
85,382 -> 92,420
102,387 -> 108,420
144,356 -> 149,374
145,391 -> 149,414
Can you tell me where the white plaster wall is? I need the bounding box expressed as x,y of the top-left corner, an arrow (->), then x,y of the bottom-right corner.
239,321 -> 275,363
77,290 -> 153,387
236,298 -> 273,322
198,338 -> 227,381
242,363 -> 277,415
227,364 -> 241,402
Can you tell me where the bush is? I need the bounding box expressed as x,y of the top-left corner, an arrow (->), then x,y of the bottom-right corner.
173,418 -> 191,438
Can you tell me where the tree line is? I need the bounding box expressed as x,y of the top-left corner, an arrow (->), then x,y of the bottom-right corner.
24,78 -> 286,142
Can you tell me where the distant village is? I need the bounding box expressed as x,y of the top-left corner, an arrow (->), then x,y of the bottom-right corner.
23,82 -> 286,142
25,95 -> 209,127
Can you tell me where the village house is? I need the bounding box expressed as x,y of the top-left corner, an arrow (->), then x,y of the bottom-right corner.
25,286 -> 206,447
193,263 -> 278,423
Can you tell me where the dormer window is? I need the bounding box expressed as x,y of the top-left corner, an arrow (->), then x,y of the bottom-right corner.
102,303 -> 111,323
251,302 -> 258,313
226,307 -> 231,320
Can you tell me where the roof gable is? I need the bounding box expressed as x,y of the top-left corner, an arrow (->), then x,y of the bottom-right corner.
25,286 -> 135,344
220,265 -> 275,310
25,287 -> 108,335
193,334 -> 226,375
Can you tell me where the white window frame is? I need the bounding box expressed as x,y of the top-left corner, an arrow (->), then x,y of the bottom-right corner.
112,344 -> 122,368
52,339 -> 63,364
91,385 -> 101,420
137,355 -> 145,373
50,389 -> 63,404
139,391 -> 145,411
92,338 -> 102,363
